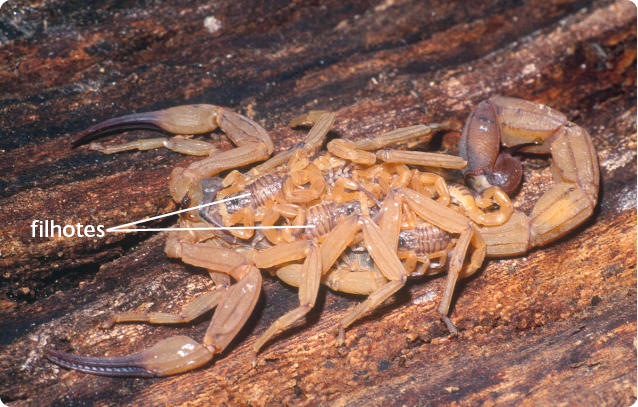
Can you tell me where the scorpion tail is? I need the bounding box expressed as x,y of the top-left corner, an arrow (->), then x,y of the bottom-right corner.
44,335 -> 214,377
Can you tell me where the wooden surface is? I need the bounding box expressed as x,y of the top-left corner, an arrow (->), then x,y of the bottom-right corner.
0,0 -> 636,405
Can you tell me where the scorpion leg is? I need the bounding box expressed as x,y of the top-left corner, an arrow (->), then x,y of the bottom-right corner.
282,161 -> 326,203
448,183 -> 514,227
460,97 -> 599,255
270,214 -> 403,343
248,111 -> 335,178
325,121 -> 462,169
376,149 -> 467,170
177,244 -> 264,355
327,134 -> 468,171
101,290 -> 226,329
170,108 -> 274,202
46,244 -> 261,377
89,137 -> 219,156
289,110 -> 333,127
327,139 -> 377,165
250,241 -> 322,360
275,264 -> 387,296
330,177 -> 380,216
315,214 -> 407,344
379,187 -> 486,334
336,216 -> 407,343
289,113 -> 452,153
354,123 -> 455,151
261,202 -> 306,244
410,171 -> 451,206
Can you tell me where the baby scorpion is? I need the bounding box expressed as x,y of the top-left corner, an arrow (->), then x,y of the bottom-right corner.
45,97 -> 599,377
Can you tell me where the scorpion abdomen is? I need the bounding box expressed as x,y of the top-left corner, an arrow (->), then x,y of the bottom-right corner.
398,223 -> 450,255
304,201 -> 340,239
448,183 -> 476,207
247,173 -> 284,210
304,200 -> 362,239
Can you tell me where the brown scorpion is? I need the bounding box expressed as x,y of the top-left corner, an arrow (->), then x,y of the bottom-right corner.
45,97 -> 599,377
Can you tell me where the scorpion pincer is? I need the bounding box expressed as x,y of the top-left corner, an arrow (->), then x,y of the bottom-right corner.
45,97 -> 598,377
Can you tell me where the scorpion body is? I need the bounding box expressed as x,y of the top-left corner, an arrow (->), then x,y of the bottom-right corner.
244,173 -> 285,210
45,97 -> 599,377
303,200 -> 365,240
398,223 -> 451,257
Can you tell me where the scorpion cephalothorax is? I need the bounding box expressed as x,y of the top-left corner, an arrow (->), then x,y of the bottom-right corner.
46,97 -> 599,377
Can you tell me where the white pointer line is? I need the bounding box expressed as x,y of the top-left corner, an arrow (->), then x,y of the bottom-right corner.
106,192 -> 315,233
112,226 -> 315,232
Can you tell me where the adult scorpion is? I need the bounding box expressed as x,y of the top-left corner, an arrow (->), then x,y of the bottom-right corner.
45,97 -> 599,377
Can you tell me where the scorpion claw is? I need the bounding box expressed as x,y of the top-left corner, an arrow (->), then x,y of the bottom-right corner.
484,148 -> 522,195
72,104 -> 222,146
487,142 -> 544,195
44,335 -> 214,377
44,347 -> 158,377
72,115 -> 166,146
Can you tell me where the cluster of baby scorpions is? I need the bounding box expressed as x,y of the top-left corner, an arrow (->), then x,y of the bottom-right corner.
45,97 -> 599,377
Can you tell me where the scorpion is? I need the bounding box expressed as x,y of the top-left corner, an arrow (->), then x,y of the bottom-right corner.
45,97 -> 599,377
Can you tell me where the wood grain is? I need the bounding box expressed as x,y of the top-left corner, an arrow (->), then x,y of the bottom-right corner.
0,0 -> 635,405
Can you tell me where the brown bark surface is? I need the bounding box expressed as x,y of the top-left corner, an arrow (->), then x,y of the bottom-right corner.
0,0 -> 636,405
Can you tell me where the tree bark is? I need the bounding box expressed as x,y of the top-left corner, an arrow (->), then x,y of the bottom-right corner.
0,0 -> 635,405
